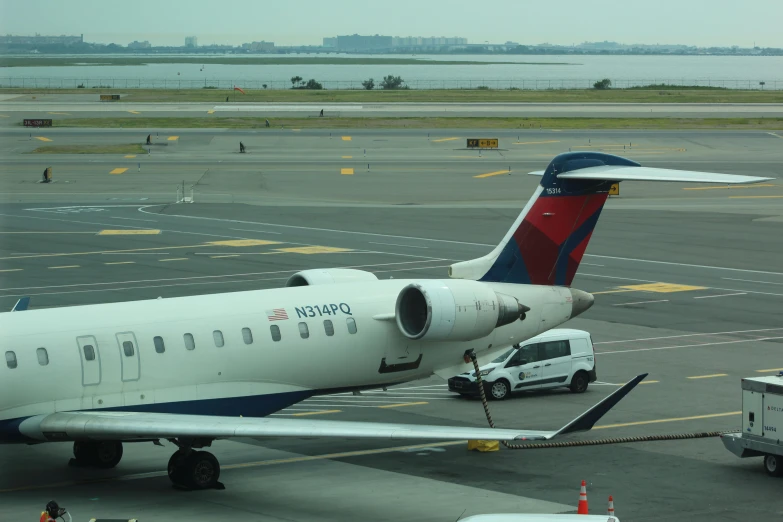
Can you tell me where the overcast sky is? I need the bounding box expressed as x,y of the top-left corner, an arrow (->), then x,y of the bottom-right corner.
1,0 -> 781,48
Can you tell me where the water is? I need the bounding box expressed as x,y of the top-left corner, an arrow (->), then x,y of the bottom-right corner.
1,54 -> 781,90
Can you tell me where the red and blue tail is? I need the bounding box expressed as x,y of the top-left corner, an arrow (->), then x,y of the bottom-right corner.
449,152 -> 637,287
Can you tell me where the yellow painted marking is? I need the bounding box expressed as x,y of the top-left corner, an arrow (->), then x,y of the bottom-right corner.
756,368 -> 783,373
341,168 -> 354,175
124,154 -> 136,158
291,129 -> 301,132
49,265 -> 79,269
450,155 -> 485,159
104,261 -> 135,265
35,137 -> 52,142
47,111 -> 71,115
98,229 -> 160,235
592,289 -> 638,295
687,373 -> 728,379
474,170 -> 511,179
0,114 -> 9,118
127,110 -> 141,114
377,401 -> 428,409
276,246 -> 352,255
167,136 -> 179,141
290,410 -> 341,416
594,411 -> 740,430
683,183 -> 776,191
210,254 -> 240,259
619,283 -> 707,293
0,268 -> 23,272
639,380 -> 659,384
109,168 -> 128,175
159,258 -> 188,262
0,232 -> 95,234
342,155 -> 353,159
341,136 -> 352,141
207,239 -> 279,247
729,195 -> 783,199
207,110 -> 215,114
432,137 -> 460,143
513,140 -> 561,145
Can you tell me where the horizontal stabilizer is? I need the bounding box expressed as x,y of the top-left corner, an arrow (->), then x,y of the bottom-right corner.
558,166 -> 773,184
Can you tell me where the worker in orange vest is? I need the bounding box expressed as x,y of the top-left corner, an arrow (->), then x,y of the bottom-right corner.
40,500 -> 66,522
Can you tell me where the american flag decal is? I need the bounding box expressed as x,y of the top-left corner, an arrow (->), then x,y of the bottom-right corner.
266,308 -> 288,321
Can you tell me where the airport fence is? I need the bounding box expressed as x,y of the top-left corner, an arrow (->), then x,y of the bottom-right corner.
0,77 -> 781,90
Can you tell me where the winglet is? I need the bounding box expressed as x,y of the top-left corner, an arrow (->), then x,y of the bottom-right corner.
11,297 -> 30,312
551,373 -> 647,437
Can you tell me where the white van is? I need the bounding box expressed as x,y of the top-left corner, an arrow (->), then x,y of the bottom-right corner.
447,329 -> 596,400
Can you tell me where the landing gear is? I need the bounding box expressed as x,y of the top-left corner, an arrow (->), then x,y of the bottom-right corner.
167,449 -> 222,490
71,441 -> 124,468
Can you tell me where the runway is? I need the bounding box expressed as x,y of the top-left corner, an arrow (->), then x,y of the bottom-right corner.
3,96 -> 783,122
1,127 -> 783,521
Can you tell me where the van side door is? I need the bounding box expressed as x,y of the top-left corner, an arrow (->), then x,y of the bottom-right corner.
506,343 -> 544,391
539,340 -> 572,389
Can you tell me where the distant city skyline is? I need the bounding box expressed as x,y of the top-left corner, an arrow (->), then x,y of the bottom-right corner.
1,0 -> 781,48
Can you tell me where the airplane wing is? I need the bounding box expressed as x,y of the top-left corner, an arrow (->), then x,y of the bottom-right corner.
18,374 -> 645,443
556,165 -> 774,184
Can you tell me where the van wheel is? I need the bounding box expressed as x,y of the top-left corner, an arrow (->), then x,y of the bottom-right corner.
569,371 -> 589,394
489,380 -> 510,400
764,454 -> 783,477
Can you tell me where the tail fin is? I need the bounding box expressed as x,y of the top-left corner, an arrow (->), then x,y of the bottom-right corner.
449,152 -> 773,286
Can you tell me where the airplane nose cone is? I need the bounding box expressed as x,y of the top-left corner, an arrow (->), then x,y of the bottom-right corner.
570,289 -> 594,318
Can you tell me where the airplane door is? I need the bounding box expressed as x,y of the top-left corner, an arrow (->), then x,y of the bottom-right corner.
540,340 -> 572,389
505,343 -> 543,391
76,335 -> 101,386
116,332 -> 140,382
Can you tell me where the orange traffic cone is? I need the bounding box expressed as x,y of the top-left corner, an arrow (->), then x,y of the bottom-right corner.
608,495 -> 615,517
577,480 -> 589,514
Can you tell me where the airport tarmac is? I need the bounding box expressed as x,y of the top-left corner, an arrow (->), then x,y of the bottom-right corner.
1,128 -> 783,521
3,95 -> 783,121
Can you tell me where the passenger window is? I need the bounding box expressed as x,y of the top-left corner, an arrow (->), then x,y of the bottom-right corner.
541,340 -> 571,360
270,325 -> 281,342
299,322 -> 310,339
242,327 -> 253,345
346,317 -> 357,334
5,351 -> 17,369
122,341 -> 135,357
154,336 -> 165,354
184,333 -> 195,351
323,320 -> 334,336
83,344 -> 96,361
213,330 -> 225,348
37,347 -> 49,366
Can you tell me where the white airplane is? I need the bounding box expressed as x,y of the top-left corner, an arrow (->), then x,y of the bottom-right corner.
0,152 -> 771,490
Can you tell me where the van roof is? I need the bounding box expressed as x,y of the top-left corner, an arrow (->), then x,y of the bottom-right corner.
525,329 -> 589,342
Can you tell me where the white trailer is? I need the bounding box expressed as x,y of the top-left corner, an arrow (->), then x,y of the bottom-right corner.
721,375 -> 783,476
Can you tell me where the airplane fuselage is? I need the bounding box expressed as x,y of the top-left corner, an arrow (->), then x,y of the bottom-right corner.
0,280 -> 575,439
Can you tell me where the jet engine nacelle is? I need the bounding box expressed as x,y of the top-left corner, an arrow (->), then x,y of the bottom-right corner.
285,268 -> 379,287
395,280 -> 528,342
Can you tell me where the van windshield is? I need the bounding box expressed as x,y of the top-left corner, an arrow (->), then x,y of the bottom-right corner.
491,347 -> 517,363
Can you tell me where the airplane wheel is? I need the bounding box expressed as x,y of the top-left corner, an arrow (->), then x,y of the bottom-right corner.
73,441 -> 123,468
169,450 -> 221,489
183,451 -> 221,490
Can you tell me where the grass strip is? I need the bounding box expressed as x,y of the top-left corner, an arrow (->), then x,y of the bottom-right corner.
46,117 -> 783,130
30,143 -> 147,154
2,88 -> 781,103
